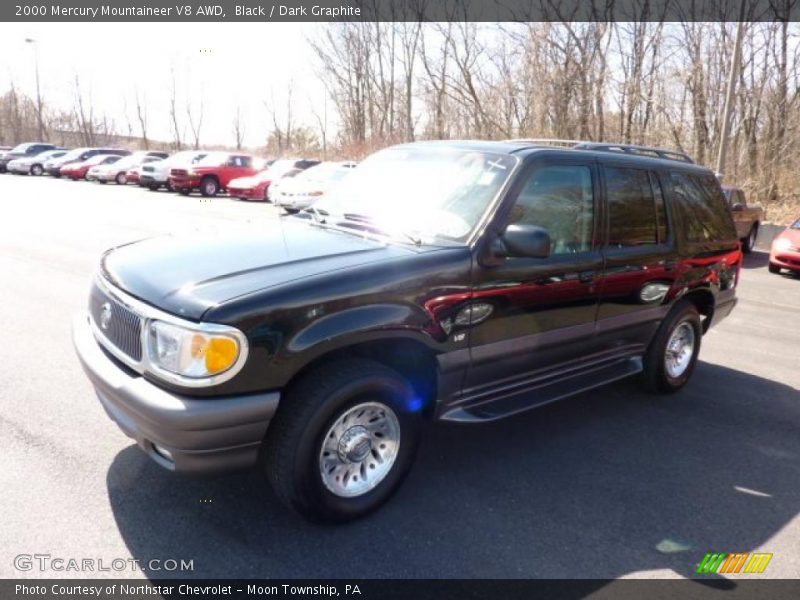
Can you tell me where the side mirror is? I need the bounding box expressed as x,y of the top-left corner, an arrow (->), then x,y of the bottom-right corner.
501,224 -> 551,258
731,203 -> 745,212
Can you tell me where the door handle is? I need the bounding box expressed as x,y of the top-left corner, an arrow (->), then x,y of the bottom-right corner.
578,270 -> 596,283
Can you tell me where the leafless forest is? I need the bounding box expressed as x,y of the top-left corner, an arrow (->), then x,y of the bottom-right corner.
2,21 -> 800,221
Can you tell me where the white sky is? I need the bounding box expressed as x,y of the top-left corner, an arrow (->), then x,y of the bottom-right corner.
0,22 -> 327,147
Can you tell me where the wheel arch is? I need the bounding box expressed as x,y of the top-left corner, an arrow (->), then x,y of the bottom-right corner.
679,288 -> 715,333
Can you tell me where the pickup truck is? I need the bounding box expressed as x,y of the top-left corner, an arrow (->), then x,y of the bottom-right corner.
722,185 -> 764,253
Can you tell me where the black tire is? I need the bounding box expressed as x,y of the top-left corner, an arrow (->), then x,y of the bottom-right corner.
30,164 -> 43,176
97,180 -> 106,184
263,359 -> 422,523
178,188 -> 190,196
284,208 -> 300,214
741,224 -> 758,254
768,263 -> 781,274
640,301 -> 702,394
148,184 -> 160,191
200,176 -> 219,197
115,172 -> 127,185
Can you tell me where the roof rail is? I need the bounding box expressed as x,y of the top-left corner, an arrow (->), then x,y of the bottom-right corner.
505,138 -> 694,164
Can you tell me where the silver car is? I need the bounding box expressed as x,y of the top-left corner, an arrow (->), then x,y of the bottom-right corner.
8,149 -> 67,175
272,161 -> 357,213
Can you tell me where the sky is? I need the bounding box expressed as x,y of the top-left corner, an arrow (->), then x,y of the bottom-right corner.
0,22 -> 328,147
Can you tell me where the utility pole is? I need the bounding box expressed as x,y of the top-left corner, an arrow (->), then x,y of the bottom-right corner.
25,38 -> 46,141
716,20 -> 746,180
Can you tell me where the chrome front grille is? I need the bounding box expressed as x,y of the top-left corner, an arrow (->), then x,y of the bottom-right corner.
89,283 -> 143,361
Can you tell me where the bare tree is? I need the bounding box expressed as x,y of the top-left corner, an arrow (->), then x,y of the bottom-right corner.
168,68 -> 182,150
232,104 -> 245,150
134,87 -> 150,149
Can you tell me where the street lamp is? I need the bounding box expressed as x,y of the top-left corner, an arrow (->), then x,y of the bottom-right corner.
25,37 -> 45,141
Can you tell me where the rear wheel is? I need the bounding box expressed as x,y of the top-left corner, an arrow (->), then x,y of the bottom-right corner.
741,224 -> 758,253
200,177 -> 219,197
640,301 -> 702,394
30,164 -> 43,176
768,263 -> 781,274
263,359 -> 422,522
115,172 -> 127,185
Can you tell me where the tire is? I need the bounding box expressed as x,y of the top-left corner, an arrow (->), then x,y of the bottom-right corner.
148,184 -> 160,191
263,359 -> 422,523
97,180 -> 106,184
30,164 -> 43,176
264,187 -> 270,202
200,176 -> 219,197
178,188 -> 190,196
640,301 -> 702,394
741,224 -> 758,254
768,263 -> 781,274
115,172 -> 127,185
284,208 -> 300,214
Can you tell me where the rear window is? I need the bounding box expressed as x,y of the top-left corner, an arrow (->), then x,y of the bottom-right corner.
670,172 -> 737,243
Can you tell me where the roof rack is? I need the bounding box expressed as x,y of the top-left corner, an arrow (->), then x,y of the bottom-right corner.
505,138 -> 694,164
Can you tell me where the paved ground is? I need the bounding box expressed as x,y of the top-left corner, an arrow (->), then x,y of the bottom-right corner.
1,173 -> 798,581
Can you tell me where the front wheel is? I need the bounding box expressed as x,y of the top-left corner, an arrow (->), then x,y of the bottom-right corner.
148,184 -> 160,191
263,359 -> 422,523
115,172 -> 127,185
200,177 -> 219,197
30,164 -> 43,176
768,263 -> 781,274
640,301 -> 702,394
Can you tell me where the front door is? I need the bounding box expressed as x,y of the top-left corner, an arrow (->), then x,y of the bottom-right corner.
462,159 -> 604,406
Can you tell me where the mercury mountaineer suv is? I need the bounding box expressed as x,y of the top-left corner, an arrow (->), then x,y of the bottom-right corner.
73,140 -> 741,522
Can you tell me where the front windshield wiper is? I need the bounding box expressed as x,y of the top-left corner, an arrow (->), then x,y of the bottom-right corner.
340,213 -> 422,246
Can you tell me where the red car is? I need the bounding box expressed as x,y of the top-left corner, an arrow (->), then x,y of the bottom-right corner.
228,159 -> 320,202
769,218 -> 800,274
61,154 -> 121,180
169,152 -> 258,197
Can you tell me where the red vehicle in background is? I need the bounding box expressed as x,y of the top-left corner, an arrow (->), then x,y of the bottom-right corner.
169,152 -> 258,197
61,154 -> 121,180
228,158 -> 320,202
769,218 -> 800,275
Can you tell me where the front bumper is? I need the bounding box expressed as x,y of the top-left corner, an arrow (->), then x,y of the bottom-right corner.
770,249 -> 800,272
169,176 -> 201,190
229,186 -> 263,200
72,313 -> 280,475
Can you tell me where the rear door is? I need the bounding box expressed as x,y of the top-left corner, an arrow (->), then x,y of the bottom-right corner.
595,164 -> 678,353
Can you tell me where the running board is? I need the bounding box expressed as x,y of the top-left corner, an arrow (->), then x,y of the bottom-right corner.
440,357 -> 643,423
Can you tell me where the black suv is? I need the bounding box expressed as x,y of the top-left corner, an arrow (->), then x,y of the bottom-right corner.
0,142 -> 58,172
73,140 -> 741,522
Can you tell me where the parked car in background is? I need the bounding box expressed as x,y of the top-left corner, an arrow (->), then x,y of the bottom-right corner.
769,218 -> 800,275
7,149 -> 68,175
169,152 -> 259,197
722,185 -> 764,253
125,157 -> 163,185
229,158 -> 321,202
93,151 -> 169,184
47,147 -> 131,177
65,154 -> 122,181
271,162 -> 357,213
140,151 -> 207,191
0,142 -> 59,173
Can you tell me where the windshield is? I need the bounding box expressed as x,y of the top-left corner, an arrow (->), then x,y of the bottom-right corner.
792,219 -> 800,230
311,146 -> 517,244
58,148 -> 90,162
296,163 -> 349,182
196,152 -> 229,167
10,143 -> 33,153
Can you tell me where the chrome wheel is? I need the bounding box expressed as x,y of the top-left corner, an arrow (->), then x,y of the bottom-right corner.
664,321 -> 695,379
319,401 -> 401,498
748,227 -> 757,249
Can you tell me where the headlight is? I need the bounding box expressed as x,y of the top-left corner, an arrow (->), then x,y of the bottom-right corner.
773,237 -> 792,251
146,320 -> 247,381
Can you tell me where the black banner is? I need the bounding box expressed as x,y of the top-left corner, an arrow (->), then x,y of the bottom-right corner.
4,579 -> 800,600
3,0 -> 800,22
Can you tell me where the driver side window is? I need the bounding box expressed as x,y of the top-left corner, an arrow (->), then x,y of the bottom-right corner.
509,164 -> 594,255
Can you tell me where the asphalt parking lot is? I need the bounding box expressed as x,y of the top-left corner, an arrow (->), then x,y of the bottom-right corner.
1,173 -> 799,581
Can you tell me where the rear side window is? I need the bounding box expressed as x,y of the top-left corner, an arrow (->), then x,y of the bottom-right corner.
604,166 -> 667,247
670,172 -> 737,243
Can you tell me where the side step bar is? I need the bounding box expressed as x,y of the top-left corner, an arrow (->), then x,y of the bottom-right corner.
440,357 -> 643,423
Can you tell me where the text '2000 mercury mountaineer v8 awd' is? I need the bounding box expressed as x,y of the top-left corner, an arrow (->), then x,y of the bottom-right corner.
73,140 -> 741,522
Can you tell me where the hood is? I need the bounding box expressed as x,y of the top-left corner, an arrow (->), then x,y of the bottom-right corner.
101,220 -> 422,320
776,226 -> 800,246
228,176 -> 257,188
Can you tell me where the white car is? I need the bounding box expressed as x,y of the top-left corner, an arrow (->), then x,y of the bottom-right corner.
7,149 -> 67,175
139,150 -> 207,191
271,161 -> 357,213
92,151 -> 168,184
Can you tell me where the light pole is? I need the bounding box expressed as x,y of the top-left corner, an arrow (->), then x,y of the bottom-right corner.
715,20 -> 746,181
25,37 -> 45,141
